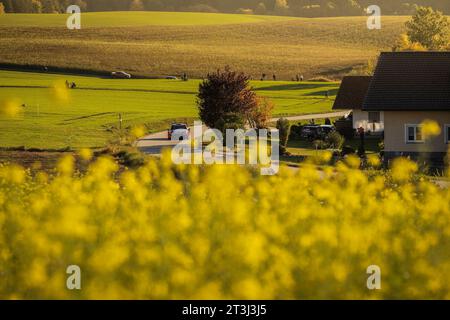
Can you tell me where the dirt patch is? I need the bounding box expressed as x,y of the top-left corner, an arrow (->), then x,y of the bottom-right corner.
0,151 -> 86,173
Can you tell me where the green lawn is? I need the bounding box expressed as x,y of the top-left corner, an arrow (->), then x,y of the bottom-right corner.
285,137 -> 382,160
0,70 -> 337,149
0,12 -> 296,27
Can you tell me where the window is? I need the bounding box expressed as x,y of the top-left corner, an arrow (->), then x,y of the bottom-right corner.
445,125 -> 450,144
368,111 -> 381,123
405,124 -> 424,143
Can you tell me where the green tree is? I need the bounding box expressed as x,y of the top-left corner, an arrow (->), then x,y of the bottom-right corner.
392,33 -> 427,52
31,0 -> 42,13
10,0 -> 43,13
274,0 -> 289,15
130,0 -> 144,11
11,0 -> 32,12
74,0 -> 88,11
326,131 -> 345,150
254,2 -> 267,15
197,67 -> 258,134
247,97 -> 274,129
276,118 -> 290,154
405,6 -> 450,50
40,0 -> 58,13
1,0 -> 12,12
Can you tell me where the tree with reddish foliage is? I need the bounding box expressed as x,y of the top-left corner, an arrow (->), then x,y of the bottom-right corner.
198,67 -> 269,134
248,97 -> 274,129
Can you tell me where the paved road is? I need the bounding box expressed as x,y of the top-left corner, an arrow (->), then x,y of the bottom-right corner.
136,130 -> 180,155
136,111 -> 350,154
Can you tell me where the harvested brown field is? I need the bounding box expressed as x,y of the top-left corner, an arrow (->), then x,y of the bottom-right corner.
0,13 -> 407,80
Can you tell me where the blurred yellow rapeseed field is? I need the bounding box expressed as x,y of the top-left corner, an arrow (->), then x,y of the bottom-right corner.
50,81 -> 71,104
1,153 -> 450,300
0,98 -> 23,117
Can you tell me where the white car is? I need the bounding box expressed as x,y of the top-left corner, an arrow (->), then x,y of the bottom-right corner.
111,71 -> 131,79
168,123 -> 190,141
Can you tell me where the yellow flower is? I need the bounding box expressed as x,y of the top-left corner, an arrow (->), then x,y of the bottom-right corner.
131,125 -> 146,138
56,154 -> 75,175
51,81 -> 70,103
0,98 -> 22,117
0,164 -> 25,184
421,119 -> 441,139
345,154 -> 360,168
78,148 -> 93,161
0,152 -> 450,299
367,154 -> 381,168
391,157 -> 418,182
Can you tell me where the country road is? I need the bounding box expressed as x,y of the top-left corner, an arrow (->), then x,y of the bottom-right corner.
136,111 -> 350,154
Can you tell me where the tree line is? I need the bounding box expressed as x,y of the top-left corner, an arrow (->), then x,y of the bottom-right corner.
2,0 -> 450,17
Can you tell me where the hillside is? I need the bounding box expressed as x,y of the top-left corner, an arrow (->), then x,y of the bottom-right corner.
0,12 -> 407,79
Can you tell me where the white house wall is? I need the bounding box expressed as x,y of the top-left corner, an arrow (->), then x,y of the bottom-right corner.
352,110 -> 384,134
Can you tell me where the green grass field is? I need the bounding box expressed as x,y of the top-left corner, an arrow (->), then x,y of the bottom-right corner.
0,11 -> 297,27
0,12 -> 406,80
0,70 -> 338,149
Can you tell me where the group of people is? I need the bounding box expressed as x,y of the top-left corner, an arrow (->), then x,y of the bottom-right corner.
259,73 -> 304,81
65,80 -> 77,89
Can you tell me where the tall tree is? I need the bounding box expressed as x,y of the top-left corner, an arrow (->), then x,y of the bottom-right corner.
1,0 -> 13,12
31,0 -> 42,13
130,0 -> 144,11
197,67 -> 259,133
4,0 -> 450,16
405,6 -> 450,50
40,0 -> 58,13
12,0 -> 33,12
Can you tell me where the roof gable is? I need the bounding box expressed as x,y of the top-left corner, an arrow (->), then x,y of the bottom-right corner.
332,76 -> 372,110
363,52 -> 450,111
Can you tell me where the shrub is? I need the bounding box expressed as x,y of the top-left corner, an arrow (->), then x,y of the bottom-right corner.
115,149 -> 145,168
335,119 -> 355,140
289,124 -> 303,140
326,131 -> 345,150
236,8 -> 253,14
31,0 -> 42,13
183,4 -> 218,13
276,118 -> 290,154
254,2 -> 267,15
313,139 -> 328,150
247,97 -> 274,130
341,145 -> 356,156
129,0 -> 144,11
307,76 -> 334,82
